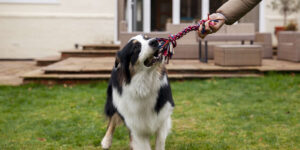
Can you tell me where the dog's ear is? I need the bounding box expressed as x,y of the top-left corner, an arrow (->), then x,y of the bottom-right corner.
117,40 -> 134,84
114,56 -> 120,69
117,40 -> 142,84
130,41 -> 141,66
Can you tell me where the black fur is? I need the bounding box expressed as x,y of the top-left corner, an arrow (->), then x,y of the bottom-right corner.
105,40 -> 142,117
117,40 -> 141,84
105,38 -> 174,116
155,74 -> 175,113
104,79 -> 117,117
111,68 -> 123,95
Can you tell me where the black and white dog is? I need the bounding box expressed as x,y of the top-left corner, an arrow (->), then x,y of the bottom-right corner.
101,35 -> 175,150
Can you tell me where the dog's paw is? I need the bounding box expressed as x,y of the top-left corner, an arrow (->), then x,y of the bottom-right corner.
101,136 -> 112,149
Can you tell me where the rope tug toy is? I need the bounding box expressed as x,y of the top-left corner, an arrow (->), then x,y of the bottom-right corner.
157,15 -> 219,63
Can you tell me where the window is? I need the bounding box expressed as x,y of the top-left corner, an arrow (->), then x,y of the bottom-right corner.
0,0 -> 59,4
180,0 -> 201,23
210,0 -> 228,14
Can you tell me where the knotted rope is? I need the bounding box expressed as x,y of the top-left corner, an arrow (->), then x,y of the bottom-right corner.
157,16 -> 219,63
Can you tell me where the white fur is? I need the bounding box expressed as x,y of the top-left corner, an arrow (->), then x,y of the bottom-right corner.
112,35 -> 174,150
101,135 -> 112,149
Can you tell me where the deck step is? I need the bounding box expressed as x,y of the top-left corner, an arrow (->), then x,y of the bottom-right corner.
61,50 -> 117,59
42,57 -> 261,75
22,69 -> 262,85
22,57 -> 300,85
82,44 -> 120,50
44,68 -> 260,75
35,56 -> 61,66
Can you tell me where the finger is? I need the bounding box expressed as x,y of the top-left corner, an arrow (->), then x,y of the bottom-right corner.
198,24 -> 206,35
198,31 -> 205,39
199,33 -> 208,39
211,20 -> 225,32
198,26 -> 207,39
205,21 -> 213,34
198,24 -> 203,35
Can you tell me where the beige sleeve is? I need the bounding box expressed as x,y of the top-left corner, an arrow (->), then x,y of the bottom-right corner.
216,0 -> 262,25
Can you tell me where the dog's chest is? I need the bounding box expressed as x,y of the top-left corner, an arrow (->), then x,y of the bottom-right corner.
112,72 -> 170,134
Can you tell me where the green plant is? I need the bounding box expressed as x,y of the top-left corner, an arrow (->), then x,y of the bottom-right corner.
269,0 -> 300,26
285,20 -> 298,31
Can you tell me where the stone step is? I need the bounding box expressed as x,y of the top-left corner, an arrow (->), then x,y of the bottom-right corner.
35,56 -> 61,66
82,44 -> 120,50
22,69 -> 262,85
61,50 -> 117,59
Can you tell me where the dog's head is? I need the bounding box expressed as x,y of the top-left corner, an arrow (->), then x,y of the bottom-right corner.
114,34 -> 162,83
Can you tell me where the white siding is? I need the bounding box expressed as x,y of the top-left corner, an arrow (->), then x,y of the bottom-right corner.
0,0 -> 115,59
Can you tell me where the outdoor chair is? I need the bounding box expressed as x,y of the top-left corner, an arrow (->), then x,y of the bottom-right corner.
198,23 -> 273,62
255,33 -> 273,59
277,31 -> 300,62
199,23 -> 256,62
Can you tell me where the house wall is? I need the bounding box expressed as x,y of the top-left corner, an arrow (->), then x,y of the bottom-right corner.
0,0 -> 115,59
239,4 -> 259,32
263,0 -> 300,46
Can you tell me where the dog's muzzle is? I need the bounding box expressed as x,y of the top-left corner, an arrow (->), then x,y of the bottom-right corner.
144,39 -> 161,67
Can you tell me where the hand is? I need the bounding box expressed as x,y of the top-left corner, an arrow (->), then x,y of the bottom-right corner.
198,13 -> 226,39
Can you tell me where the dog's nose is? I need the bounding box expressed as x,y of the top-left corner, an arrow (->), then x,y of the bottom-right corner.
149,39 -> 159,48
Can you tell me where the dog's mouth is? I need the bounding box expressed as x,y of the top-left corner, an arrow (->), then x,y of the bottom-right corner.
144,50 -> 162,67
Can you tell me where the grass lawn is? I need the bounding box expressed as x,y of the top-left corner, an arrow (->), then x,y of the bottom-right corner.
0,74 -> 299,150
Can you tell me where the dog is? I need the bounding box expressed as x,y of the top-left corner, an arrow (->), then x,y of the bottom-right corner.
101,34 -> 175,150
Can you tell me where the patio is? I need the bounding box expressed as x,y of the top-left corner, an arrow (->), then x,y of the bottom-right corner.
21,56 -> 300,85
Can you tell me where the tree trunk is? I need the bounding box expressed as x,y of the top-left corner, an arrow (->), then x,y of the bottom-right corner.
283,11 -> 287,26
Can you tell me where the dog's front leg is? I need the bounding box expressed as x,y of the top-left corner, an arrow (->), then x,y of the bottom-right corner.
155,117 -> 172,150
131,133 -> 151,150
101,113 -> 122,149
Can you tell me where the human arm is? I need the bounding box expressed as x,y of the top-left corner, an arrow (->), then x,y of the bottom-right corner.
198,0 -> 262,38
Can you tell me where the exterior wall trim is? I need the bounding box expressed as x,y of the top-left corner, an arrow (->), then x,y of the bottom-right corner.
127,0 -> 133,32
143,0 -> 151,32
172,0 -> 180,24
265,16 -> 297,21
259,1 -> 265,32
0,12 -> 114,19
0,0 -> 59,4
114,0 -> 120,44
201,0 -> 209,18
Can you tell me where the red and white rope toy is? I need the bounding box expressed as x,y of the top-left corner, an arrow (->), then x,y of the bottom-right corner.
157,16 -> 219,63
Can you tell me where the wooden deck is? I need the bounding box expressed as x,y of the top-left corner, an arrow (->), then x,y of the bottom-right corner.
22,57 -> 300,84
42,57 -> 300,73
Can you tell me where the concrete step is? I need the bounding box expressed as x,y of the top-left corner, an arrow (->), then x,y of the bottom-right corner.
61,50 -> 117,59
82,44 -> 120,50
22,69 -> 262,85
35,56 -> 61,66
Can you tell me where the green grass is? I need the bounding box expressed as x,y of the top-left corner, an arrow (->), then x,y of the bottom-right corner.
0,74 -> 300,150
